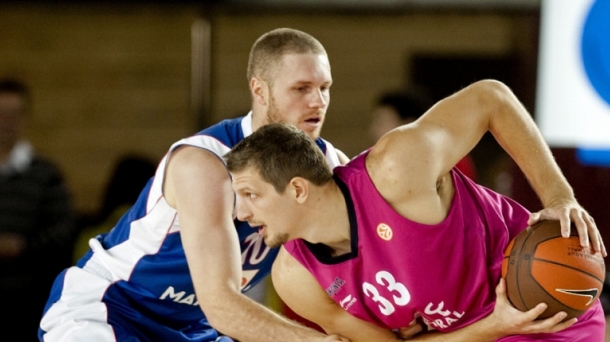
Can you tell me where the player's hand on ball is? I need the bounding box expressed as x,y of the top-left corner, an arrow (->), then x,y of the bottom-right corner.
527,200 -> 606,257
489,278 -> 577,336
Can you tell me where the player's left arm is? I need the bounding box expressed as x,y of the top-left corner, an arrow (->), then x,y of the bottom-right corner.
403,79 -> 604,255
272,247 -> 571,342
272,247 -> 403,342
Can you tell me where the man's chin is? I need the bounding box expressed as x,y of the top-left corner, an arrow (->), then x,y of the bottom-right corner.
263,234 -> 289,249
263,238 -> 281,249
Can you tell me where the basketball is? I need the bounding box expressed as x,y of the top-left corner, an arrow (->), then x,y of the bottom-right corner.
501,220 -> 605,320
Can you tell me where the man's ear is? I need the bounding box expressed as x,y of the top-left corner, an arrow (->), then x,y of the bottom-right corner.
250,77 -> 268,106
289,177 -> 309,204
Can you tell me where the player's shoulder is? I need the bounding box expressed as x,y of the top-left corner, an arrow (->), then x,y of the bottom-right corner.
163,144 -> 231,207
272,246 -> 310,286
370,124 -> 437,167
273,246 -> 300,270
196,115 -> 246,148
169,145 -> 227,175
167,115 -> 247,163
366,127 -> 441,198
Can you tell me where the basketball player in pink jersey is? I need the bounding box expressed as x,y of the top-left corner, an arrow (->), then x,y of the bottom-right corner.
225,79 -> 607,342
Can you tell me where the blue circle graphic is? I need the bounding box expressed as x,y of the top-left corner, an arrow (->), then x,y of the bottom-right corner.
581,0 -> 610,107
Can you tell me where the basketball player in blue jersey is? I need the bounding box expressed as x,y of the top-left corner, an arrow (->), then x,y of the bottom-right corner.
38,28 -> 350,342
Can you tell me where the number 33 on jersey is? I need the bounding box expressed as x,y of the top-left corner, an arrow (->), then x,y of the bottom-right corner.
333,269 -> 466,331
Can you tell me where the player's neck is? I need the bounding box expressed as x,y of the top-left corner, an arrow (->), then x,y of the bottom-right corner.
250,106 -> 267,132
304,181 -> 352,256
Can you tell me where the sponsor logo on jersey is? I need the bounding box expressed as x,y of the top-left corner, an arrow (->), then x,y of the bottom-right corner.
325,277 -> 346,297
376,223 -> 393,241
160,286 -> 199,306
340,294 -> 357,310
242,232 -> 271,266
240,232 -> 271,290
421,301 -> 465,330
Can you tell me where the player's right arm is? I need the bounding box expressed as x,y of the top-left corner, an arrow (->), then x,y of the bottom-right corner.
165,146 -> 347,342
370,80 -> 604,255
272,246 -> 404,342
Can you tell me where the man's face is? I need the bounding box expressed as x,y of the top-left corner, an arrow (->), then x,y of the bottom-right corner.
0,93 -> 25,149
265,53 -> 332,140
231,167 -> 296,248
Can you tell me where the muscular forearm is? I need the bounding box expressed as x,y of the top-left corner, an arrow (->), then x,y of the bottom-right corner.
203,290 -> 332,342
484,81 -> 574,206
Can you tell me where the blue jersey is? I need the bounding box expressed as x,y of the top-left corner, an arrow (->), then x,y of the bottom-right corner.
39,113 -> 343,342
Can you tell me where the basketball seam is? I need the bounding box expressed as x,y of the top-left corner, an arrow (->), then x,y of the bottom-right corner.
532,257 -> 605,284
516,226 -> 565,311
514,228 -> 534,310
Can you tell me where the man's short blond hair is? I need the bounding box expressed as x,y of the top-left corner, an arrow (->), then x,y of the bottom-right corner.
247,28 -> 327,85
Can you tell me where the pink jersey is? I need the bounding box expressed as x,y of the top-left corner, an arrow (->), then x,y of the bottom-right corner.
284,150 -> 605,339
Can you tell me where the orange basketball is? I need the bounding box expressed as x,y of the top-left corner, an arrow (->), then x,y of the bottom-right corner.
501,220 -> 605,320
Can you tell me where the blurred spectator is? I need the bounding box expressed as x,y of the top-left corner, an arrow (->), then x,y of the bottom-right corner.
72,154 -> 157,262
0,78 -> 76,340
370,89 -> 478,181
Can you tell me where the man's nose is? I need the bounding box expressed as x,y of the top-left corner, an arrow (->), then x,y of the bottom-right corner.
309,88 -> 328,108
235,198 -> 251,222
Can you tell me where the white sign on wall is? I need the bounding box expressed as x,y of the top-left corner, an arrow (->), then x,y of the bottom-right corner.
536,0 -> 610,165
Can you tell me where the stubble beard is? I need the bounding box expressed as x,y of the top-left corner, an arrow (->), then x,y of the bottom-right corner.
266,93 -> 323,140
266,92 -> 281,125
264,232 -> 290,249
